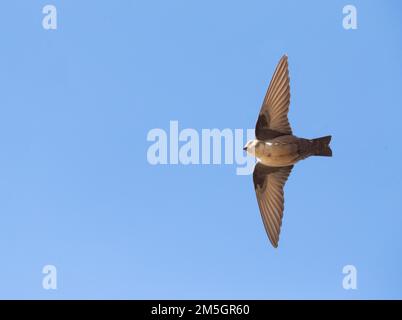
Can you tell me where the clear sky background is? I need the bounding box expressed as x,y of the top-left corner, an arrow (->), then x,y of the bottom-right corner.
1,0 -> 402,299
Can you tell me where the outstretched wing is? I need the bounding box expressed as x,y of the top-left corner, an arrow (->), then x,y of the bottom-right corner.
255,55 -> 292,141
253,162 -> 293,248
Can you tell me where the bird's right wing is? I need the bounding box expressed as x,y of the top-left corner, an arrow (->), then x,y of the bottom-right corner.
253,162 -> 293,248
255,55 -> 292,141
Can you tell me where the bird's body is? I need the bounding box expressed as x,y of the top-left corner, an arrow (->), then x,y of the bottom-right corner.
254,135 -> 300,167
247,134 -> 331,167
243,55 -> 332,248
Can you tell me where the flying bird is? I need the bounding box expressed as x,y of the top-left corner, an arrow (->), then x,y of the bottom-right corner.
243,55 -> 332,248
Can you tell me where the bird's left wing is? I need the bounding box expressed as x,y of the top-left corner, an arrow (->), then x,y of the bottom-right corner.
253,162 -> 293,248
255,55 -> 292,141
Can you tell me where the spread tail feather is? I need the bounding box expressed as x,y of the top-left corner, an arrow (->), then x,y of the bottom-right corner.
312,135 -> 332,157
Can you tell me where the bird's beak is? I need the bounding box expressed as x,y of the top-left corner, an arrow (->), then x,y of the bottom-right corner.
243,147 -> 247,151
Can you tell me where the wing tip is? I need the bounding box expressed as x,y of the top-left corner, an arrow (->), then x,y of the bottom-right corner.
268,235 -> 279,248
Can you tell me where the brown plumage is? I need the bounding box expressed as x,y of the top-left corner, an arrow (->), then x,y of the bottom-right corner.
244,55 -> 332,248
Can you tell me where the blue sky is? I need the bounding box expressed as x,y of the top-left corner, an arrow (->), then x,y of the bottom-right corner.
1,0 -> 402,299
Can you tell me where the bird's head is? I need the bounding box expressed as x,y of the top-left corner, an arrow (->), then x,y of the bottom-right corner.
243,140 -> 258,156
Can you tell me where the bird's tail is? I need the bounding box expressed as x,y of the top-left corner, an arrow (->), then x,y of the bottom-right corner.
312,135 -> 332,157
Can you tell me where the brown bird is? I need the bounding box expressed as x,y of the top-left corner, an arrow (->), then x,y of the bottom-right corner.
243,55 -> 332,248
